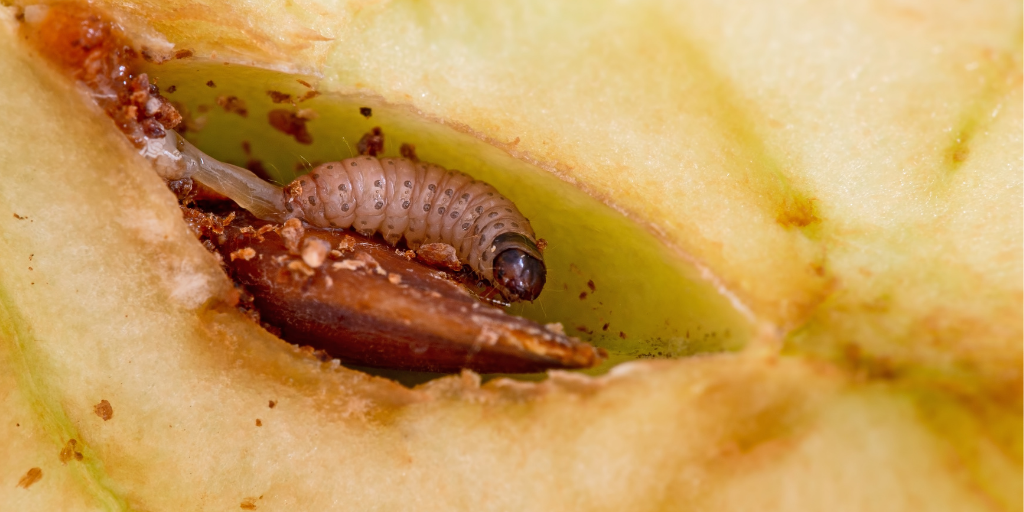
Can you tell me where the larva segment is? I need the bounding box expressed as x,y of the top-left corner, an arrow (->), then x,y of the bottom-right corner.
345,156 -> 387,235
427,170 -> 474,246
380,158 -> 417,246
405,163 -> 448,249
313,163 -> 357,228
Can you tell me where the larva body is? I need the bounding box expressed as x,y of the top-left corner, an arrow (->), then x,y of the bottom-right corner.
283,156 -> 546,301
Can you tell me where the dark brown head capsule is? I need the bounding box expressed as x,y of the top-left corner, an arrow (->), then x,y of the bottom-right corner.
490,232 -> 546,301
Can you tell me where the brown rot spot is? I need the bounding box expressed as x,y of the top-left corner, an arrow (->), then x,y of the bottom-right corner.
255,419 -> 262,427
173,49 -> 193,59
268,400 -> 277,408
268,109 -> 313,144
206,80 -> 216,87
240,497 -> 258,510
267,90 -> 292,103
400,143 -> 419,161
216,95 -> 248,117
17,468 -> 42,489
298,90 -> 320,102
59,439 -> 84,464
602,323 -> 610,331
587,280 -> 596,292
619,331 -> 627,339
93,399 -> 113,420
165,85 -> 176,93
360,106 -> 372,118
775,196 -> 820,229
357,127 -> 384,156
579,292 -> 587,300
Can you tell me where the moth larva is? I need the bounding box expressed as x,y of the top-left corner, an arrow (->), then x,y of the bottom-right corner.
160,130 -> 546,301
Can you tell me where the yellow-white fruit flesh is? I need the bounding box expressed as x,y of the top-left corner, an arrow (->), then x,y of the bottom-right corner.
0,0 -> 1020,511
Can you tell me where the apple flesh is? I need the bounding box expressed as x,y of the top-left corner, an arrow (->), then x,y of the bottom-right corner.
0,1 -> 1020,510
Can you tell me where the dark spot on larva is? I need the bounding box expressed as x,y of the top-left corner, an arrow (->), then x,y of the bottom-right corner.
312,173 -> 320,179
402,201 -> 410,209
475,206 -> 483,213
338,184 -> 347,192
504,208 -> 512,213
374,180 -> 382,187
375,201 -> 384,210
205,80 -> 215,87
462,223 -> 470,230
365,157 -> 373,161
461,193 -> 470,200
387,224 -> 394,229
327,164 -> 334,169
494,222 -> 504,229
350,161 -> 357,166
329,221 -> 337,227
428,184 -> 436,191
450,211 -> 459,218
166,85 -> 176,93
488,212 -> 498,218
445,189 -> 453,196
404,180 -> 412,188
423,204 -> 431,211
511,222 -> 519,228
361,221 -> 368,226
308,196 -> 316,205
438,207 -> 447,215
360,107 -> 372,118
342,204 -> 350,211
479,237 -> 488,246
487,192 -> 494,196
285,203 -> 294,212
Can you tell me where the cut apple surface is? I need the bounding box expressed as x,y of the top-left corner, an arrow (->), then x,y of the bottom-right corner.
0,1 -> 1020,511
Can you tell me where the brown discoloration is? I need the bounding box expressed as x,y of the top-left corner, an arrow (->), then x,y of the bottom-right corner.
206,80 -> 216,88
17,468 -> 42,489
268,400 -> 277,408
579,292 -> 587,300
208,210 -> 603,373
59,439 -> 84,463
298,90 -> 320,102
216,95 -> 248,117
776,196 -> 820,229
240,497 -> 258,510
360,107 -> 372,118
255,419 -> 262,427
399,143 -> 419,162
268,109 -> 313,144
173,49 -> 193,59
357,127 -> 385,157
296,79 -> 312,88
587,280 -> 596,292
93,399 -> 113,420
267,90 -> 292,103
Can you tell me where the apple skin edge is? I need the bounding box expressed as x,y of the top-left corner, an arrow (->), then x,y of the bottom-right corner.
0,1 -> 1020,511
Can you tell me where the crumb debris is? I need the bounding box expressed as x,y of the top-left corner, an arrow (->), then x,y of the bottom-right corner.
230,247 -> 257,261
216,95 -> 248,117
416,243 -> 462,271
536,238 -> 548,252
545,322 -> 565,335
286,260 -> 315,278
332,259 -> 367,272
359,107 -> 372,118
388,273 -> 402,285
337,235 -> 356,252
17,468 -> 42,489
301,237 -> 330,268
93,399 -> 113,421
268,109 -> 313,144
279,218 -> 304,255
